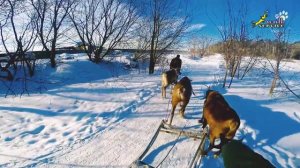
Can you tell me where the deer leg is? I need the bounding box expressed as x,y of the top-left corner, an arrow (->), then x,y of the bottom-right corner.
170,84 -> 173,95
162,86 -> 167,98
206,134 -> 228,156
168,103 -> 177,126
199,118 -> 207,129
212,142 -> 223,156
202,135 -> 216,155
179,102 -> 187,118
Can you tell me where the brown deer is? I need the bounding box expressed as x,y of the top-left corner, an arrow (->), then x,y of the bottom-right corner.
200,89 -> 240,155
167,76 -> 193,125
161,69 -> 179,98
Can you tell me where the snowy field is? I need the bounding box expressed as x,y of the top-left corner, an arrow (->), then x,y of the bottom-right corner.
0,53 -> 300,167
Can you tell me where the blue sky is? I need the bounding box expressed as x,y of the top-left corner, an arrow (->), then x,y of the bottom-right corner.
185,0 -> 300,42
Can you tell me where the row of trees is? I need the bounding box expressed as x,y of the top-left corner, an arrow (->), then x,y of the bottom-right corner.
0,0 -> 72,69
0,0 -> 189,75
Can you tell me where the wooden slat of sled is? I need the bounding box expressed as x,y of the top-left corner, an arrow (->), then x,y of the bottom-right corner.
160,123 -> 203,139
130,120 -> 207,168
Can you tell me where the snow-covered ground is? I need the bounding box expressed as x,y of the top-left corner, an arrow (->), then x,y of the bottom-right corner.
0,53 -> 300,167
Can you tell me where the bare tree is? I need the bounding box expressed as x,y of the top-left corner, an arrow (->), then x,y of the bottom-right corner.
239,38 -> 261,80
189,37 -> 198,59
141,0 -> 189,74
30,0 -> 75,68
69,0 -> 137,63
132,19 -> 151,61
189,35 -> 213,59
0,0 -> 37,77
213,0 -> 249,88
0,0 -> 38,96
198,36 -> 213,57
268,29 -> 291,94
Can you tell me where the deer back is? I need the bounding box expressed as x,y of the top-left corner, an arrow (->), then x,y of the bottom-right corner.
172,77 -> 192,102
162,69 -> 178,85
204,91 -> 239,121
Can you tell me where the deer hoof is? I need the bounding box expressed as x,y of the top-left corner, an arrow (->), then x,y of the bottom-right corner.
201,150 -> 208,156
198,118 -> 203,123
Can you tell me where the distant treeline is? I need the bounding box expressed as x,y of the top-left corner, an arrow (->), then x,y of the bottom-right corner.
209,40 -> 300,60
0,48 -> 185,60
0,49 -> 85,60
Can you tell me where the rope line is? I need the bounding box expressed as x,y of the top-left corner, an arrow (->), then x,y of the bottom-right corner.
156,123 -> 188,168
164,99 -> 171,122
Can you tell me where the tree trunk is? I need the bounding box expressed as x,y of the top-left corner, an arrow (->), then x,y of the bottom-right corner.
236,57 -> 241,79
50,33 -> 57,68
269,74 -> 278,95
228,62 -> 236,88
269,59 -> 280,95
149,52 -> 155,74
94,46 -> 103,63
223,69 -> 228,88
149,17 -> 157,74
228,74 -> 234,88
269,66 -> 279,95
50,47 -> 56,68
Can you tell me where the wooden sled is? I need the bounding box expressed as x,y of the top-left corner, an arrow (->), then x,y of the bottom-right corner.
130,120 -> 207,168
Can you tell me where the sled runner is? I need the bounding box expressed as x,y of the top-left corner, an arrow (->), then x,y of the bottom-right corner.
130,120 -> 207,168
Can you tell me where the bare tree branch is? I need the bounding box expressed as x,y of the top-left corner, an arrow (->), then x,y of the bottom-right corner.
31,0 -> 76,67
69,0 -> 137,63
